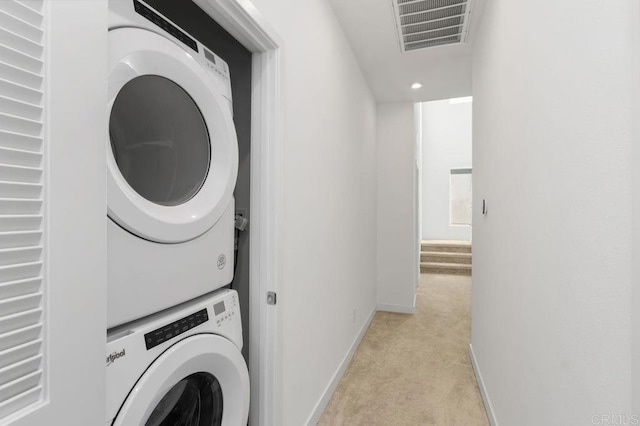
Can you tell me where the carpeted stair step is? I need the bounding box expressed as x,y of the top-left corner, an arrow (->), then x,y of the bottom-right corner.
421,251 -> 471,265
420,262 -> 472,275
420,241 -> 472,275
421,240 -> 471,254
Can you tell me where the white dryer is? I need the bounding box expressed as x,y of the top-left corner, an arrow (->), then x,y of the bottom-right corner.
107,0 -> 239,328
106,289 -> 249,425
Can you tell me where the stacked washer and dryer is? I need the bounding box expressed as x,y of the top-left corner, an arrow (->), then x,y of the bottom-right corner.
105,1 -> 250,424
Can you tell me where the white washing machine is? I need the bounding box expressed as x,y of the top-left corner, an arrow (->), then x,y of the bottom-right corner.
107,0 -> 239,328
106,289 -> 249,425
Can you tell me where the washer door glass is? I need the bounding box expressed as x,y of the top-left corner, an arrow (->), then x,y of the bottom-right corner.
145,372 -> 223,426
109,75 -> 211,206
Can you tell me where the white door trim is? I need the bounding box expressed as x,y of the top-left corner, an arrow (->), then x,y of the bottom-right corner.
414,102 -> 422,291
191,1 -> 282,425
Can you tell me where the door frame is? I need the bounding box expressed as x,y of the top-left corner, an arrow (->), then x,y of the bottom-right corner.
414,102 -> 422,293
631,0 -> 640,416
191,1 -> 282,425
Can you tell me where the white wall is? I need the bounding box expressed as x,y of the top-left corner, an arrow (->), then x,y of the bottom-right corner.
421,99 -> 472,241
376,102 -> 417,314
242,1 -> 378,425
632,0 -> 640,416
471,1 -> 635,424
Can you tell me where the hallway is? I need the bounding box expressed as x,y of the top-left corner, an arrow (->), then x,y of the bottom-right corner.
318,274 -> 488,425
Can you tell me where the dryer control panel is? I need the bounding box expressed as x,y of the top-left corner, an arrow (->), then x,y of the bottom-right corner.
202,47 -> 230,83
133,0 -> 198,52
129,0 -> 233,102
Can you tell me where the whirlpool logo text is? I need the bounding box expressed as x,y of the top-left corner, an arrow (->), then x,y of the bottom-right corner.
106,349 -> 126,367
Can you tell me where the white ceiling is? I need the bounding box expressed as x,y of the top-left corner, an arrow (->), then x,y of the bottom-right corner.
327,0 -> 486,104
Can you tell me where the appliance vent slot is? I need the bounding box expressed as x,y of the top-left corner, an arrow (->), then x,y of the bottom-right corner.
0,0 -> 45,421
392,0 -> 473,52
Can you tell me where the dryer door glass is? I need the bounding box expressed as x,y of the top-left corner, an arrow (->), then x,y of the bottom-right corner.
145,372 -> 223,426
109,75 -> 211,206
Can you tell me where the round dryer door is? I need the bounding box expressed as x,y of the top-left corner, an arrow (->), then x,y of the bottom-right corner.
107,28 -> 238,243
113,334 -> 249,426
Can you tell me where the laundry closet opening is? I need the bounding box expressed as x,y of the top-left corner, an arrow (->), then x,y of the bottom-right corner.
146,0 -> 253,362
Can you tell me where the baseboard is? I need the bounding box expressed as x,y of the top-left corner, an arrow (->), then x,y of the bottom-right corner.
469,343 -> 498,426
377,303 -> 416,314
305,306 -> 377,425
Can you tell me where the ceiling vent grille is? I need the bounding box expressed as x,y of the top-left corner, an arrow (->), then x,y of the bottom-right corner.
392,0 -> 473,51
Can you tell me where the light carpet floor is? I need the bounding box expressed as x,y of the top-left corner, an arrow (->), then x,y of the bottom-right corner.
317,273 -> 489,426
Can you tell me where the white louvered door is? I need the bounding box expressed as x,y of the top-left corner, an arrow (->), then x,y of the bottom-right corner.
0,1 -> 45,421
0,1 -> 107,425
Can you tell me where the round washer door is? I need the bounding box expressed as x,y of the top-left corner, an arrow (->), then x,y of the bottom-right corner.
113,334 -> 249,426
108,27 -> 238,243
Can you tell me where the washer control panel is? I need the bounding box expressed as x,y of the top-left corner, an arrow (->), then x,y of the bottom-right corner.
213,292 -> 238,328
144,308 -> 209,350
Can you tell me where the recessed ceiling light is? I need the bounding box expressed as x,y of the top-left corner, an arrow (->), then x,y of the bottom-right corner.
411,83 -> 422,90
